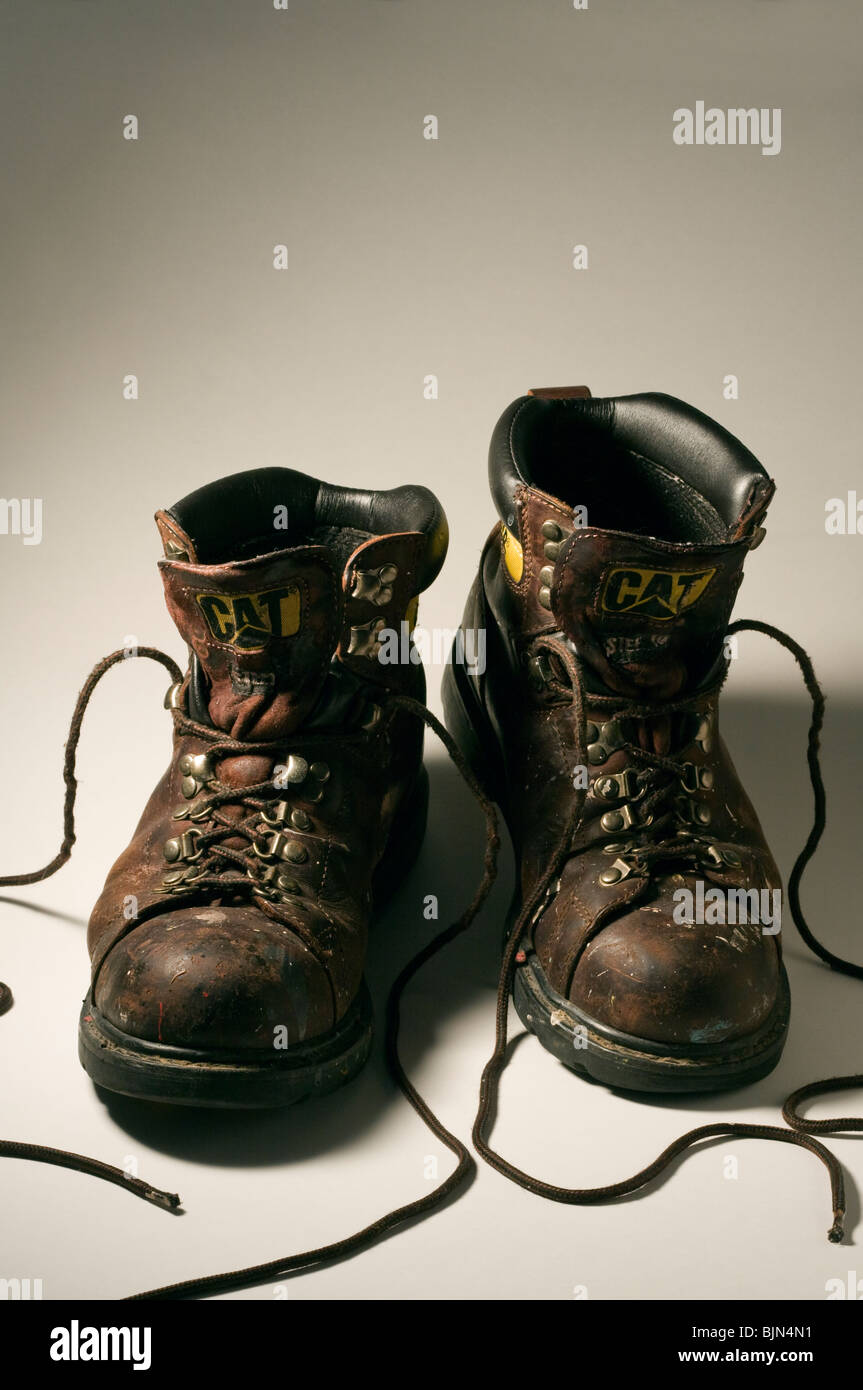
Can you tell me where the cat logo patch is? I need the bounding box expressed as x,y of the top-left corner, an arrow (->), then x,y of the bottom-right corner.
600,567 -> 716,621
196,585 -> 301,649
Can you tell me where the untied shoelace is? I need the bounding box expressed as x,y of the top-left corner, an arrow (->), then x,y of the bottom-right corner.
0,620 -> 860,1299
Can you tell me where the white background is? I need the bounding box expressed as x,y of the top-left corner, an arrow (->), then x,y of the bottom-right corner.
1,0 -> 862,1300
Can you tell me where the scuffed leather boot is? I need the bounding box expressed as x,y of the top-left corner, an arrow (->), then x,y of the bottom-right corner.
79,468 -> 447,1106
443,386 -> 787,1092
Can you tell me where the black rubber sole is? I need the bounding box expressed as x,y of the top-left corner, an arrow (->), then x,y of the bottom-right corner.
78,986 -> 374,1110
78,768 -> 429,1109
442,642 -> 790,1096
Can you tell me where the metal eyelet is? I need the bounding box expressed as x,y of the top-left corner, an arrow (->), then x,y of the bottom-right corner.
250,864 -> 302,901
587,722 -> 630,772
677,796 -> 712,827
541,520 -> 570,564
679,763 -> 714,793
172,798 -> 210,822
163,828 -> 204,864
348,617 -> 387,657
600,805 -> 638,833
701,844 -> 743,869
599,857 -> 635,886
164,682 -> 185,711
162,862 -> 207,892
537,564 -> 555,613
283,754 -> 309,784
253,831 -> 310,865
179,752 -> 216,799
283,842 -> 309,865
275,757 -> 328,796
351,564 -> 399,606
695,715 -> 713,754
593,770 -> 643,803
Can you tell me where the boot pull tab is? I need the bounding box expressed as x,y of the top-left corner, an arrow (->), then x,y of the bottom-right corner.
748,525 -> 767,550
527,385 -> 592,399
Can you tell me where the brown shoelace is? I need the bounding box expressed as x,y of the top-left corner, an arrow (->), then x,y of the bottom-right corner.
0,624 -> 860,1299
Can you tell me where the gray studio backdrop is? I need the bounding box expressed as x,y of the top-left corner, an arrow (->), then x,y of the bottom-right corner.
1,0 -> 862,1300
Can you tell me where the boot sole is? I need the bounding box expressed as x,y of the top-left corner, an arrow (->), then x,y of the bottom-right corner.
441,645 -> 790,1096
512,951 -> 790,1094
78,768 -> 429,1109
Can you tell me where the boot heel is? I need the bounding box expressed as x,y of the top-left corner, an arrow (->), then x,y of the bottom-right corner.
441,642 -> 505,806
372,766 -> 429,913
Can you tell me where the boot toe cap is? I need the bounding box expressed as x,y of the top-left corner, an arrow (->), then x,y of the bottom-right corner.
93,906 -> 335,1051
568,910 -> 780,1047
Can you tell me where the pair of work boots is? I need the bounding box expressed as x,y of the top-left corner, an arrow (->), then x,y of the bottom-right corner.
77,385 -> 786,1107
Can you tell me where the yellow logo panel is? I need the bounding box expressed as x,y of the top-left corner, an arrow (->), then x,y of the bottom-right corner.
600,567 -> 716,621
501,524 -> 524,583
196,585 -> 301,649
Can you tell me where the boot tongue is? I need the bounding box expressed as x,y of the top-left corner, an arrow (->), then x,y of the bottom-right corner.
160,548 -> 340,740
550,528 -> 749,699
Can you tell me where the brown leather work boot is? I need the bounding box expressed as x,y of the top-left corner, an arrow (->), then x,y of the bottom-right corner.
80,468 -> 447,1107
443,386 -> 787,1092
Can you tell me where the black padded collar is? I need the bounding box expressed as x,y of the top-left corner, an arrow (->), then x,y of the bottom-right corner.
490,393 -> 772,541
168,467 -> 447,585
